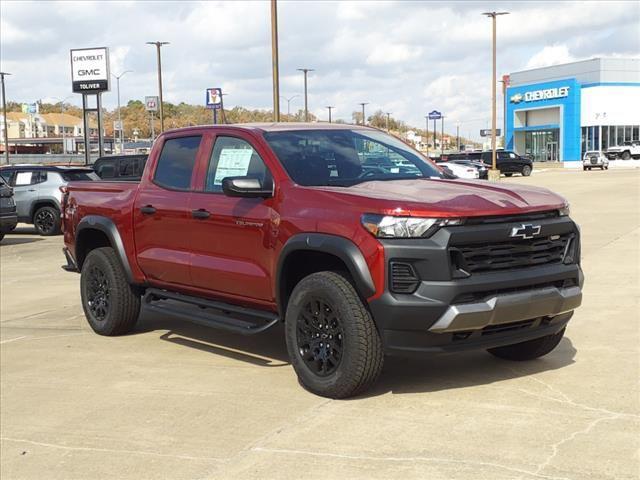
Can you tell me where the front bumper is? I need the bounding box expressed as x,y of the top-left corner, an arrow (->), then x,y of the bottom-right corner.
0,213 -> 18,232
368,214 -> 583,356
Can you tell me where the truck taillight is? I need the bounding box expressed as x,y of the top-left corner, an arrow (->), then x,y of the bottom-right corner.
60,186 -> 70,233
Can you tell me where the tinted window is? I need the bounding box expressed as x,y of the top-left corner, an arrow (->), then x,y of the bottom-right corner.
264,129 -> 441,187
154,136 -> 201,190
61,171 -> 100,181
0,170 -> 14,184
206,137 -> 271,192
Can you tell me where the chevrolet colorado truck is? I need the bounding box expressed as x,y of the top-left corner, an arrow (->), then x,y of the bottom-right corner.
62,123 -> 583,398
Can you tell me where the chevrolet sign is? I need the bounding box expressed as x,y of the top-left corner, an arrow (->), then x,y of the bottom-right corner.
510,86 -> 570,104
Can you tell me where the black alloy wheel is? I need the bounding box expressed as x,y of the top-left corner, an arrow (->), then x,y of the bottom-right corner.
296,297 -> 344,377
86,265 -> 111,322
33,206 -> 61,236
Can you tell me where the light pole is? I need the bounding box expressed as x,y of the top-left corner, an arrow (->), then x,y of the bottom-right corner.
271,0 -> 280,121
297,68 -> 314,122
483,11 -> 509,179
112,70 -> 132,153
359,102 -> 368,125
146,41 -> 169,133
424,116 -> 429,155
456,123 -> 460,151
280,95 -> 299,119
326,106 -> 334,123
385,112 -> 391,132
441,116 -> 445,155
0,72 -> 10,164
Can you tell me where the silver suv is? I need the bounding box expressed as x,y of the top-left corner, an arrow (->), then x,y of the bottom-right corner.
0,165 -> 99,236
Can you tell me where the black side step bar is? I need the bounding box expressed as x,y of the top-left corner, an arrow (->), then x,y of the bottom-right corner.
143,288 -> 279,335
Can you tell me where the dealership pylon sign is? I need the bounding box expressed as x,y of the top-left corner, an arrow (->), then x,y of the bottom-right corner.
70,47 -> 110,93
70,46 -> 110,164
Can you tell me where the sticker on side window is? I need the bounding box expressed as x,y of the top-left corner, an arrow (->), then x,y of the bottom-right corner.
213,149 -> 253,185
15,172 -> 33,185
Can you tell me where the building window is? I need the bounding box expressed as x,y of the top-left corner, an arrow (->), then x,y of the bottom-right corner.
616,126 -> 624,146
633,126 -> 639,142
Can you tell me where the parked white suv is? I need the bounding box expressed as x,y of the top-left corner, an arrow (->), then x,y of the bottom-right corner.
606,141 -> 640,160
582,151 -> 609,171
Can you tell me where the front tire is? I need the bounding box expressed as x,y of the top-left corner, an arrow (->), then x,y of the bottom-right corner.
521,165 -> 532,176
33,206 -> 61,236
621,151 -> 631,160
80,247 -> 140,336
487,328 -> 565,361
285,271 -> 384,399
504,173 -> 513,177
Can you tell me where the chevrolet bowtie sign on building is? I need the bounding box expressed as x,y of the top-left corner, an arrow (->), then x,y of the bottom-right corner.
510,87 -> 570,104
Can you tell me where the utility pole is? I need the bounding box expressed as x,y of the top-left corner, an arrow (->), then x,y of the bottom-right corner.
112,70 -> 132,154
424,116 -> 429,156
441,116 -> 445,155
483,11 -> 509,179
297,68 -> 314,122
326,106 -> 334,123
359,102 -> 368,125
456,123 -> 460,151
146,41 -> 169,133
0,72 -> 10,164
385,112 -> 391,132
280,95 -> 299,119
271,0 -> 280,121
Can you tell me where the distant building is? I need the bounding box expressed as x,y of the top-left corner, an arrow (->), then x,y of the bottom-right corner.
0,112 -> 99,140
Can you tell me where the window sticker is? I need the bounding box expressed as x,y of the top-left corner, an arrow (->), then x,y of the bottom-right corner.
15,172 -> 33,185
213,148 -> 253,185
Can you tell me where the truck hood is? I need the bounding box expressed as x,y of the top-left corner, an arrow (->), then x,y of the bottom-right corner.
316,179 -> 567,217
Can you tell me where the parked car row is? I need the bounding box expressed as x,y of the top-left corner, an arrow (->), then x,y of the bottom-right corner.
441,150 -> 533,177
606,141 -> 640,160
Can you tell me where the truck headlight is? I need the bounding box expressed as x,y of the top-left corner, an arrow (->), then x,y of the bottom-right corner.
361,214 -> 462,238
559,204 -> 570,217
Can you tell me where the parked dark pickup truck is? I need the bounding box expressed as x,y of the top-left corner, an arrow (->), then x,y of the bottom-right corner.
61,123 -> 583,398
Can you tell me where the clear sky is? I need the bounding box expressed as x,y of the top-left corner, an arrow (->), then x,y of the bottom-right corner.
1,0 -> 638,140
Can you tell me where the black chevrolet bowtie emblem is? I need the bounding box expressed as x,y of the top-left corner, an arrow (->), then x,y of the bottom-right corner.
510,224 -> 541,240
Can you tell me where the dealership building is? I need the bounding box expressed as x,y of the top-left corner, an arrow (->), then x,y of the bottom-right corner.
505,58 -> 640,163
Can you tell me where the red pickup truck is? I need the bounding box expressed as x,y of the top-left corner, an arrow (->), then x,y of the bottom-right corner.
62,123 -> 583,398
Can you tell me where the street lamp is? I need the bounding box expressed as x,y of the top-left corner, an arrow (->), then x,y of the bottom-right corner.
385,112 -> 391,132
280,95 -> 300,119
326,106 -> 334,123
0,72 -> 10,165
297,68 -> 314,122
146,41 -> 169,133
112,70 -> 132,153
271,0 -> 280,122
482,11 -> 509,179
359,102 -> 369,125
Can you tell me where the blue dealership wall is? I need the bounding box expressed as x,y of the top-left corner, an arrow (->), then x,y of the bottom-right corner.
506,78 -> 581,162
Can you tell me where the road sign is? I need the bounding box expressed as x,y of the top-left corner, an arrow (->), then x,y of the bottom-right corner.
113,120 -> 123,131
70,47 -> 110,93
145,96 -> 159,112
21,103 -> 38,114
428,110 -> 442,120
480,129 -> 501,137
206,88 -> 222,110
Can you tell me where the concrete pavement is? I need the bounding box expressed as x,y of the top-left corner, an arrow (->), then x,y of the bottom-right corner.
1,168 -> 639,479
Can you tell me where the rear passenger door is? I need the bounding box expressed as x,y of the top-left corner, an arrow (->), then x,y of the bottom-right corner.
133,135 -> 204,287
11,170 -> 45,220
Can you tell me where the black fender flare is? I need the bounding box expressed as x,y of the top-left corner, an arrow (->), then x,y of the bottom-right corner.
276,233 -> 376,314
76,215 -> 134,283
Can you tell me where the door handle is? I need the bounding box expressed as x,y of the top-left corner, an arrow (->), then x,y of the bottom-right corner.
28,189 -> 37,192
191,209 -> 210,219
140,205 -> 156,215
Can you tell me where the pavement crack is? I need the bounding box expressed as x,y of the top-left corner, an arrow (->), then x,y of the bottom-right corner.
250,446 -> 571,480
1,436 -> 226,463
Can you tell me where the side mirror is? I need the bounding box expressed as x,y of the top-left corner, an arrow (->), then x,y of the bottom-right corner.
222,176 -> 273,198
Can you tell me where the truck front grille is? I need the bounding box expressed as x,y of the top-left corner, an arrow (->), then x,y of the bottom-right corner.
450,233 -> 574,274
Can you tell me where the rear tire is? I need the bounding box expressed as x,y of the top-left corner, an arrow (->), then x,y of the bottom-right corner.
80,247 -> 140,336
583,166 -> 587,171
621,151 -> 631,160
33,206 -> 61,236
504,173 -> 513,177
521,165 -> 532,176
285,271 -> 384,399
487,328 -> 565,361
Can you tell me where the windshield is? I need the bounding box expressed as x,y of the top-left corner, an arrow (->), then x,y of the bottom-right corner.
264,129 -> 442,187
61,171 -> 100,182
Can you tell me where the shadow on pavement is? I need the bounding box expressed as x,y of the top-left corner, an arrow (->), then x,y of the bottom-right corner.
134,305 -> 576,395
1,236 -> 44,246
366,337 -> 576,397
136,307 -> 290,366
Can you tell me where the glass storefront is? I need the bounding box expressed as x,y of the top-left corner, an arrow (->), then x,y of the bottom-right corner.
582,124 -> 640,157
524,129 -> 560,162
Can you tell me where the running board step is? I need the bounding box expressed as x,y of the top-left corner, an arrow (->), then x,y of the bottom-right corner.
143,288 -> 279,335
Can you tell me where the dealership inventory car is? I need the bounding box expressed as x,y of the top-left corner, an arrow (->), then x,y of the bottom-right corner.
437,161 -> 480,179
0,177 -> 18,241
606,141 -> 640,160
582,151 -> 609,170
61,123 -> 582,398
0,165 -> 99,236
447,150 -> 533,176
